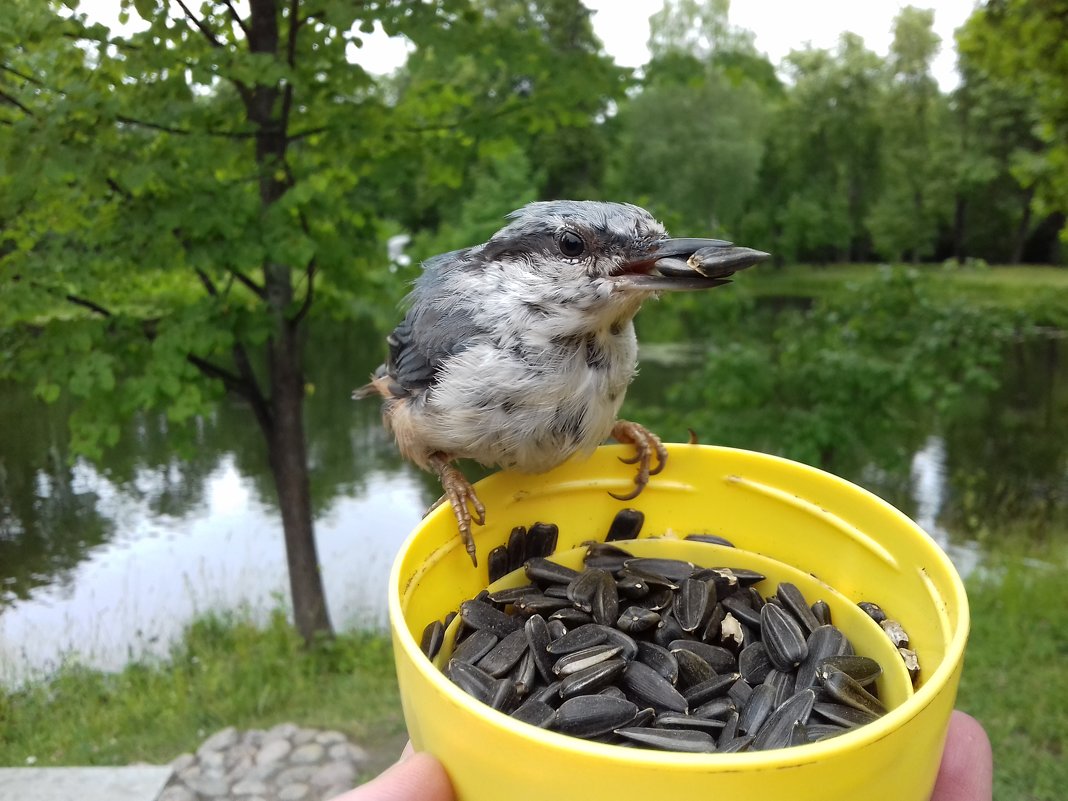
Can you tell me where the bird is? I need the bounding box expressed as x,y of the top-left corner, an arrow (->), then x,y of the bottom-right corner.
355,200 -> 768,566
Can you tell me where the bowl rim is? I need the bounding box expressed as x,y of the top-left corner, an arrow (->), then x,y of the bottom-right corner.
388,444 -> 970,768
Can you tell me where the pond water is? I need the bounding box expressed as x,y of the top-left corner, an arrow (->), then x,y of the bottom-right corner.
1,312 -> 1065,685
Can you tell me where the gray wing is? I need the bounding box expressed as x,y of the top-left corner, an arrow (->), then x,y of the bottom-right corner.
383,249 -> 489,396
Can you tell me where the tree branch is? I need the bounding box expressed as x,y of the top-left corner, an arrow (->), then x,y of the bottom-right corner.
187,353 -> 249,395
0,63 -> 46,86
0,89 -> 33,116
172,0 -> 224,48
65,293 -> 113,318
116,114 -> 258,139
291,260 -> 315,324
222,0 -> 251,40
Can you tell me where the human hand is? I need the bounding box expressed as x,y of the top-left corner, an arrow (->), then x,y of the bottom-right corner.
332,710 -> 991,801
930,711 -> 993,801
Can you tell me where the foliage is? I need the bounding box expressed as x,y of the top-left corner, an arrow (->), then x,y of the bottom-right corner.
649,268 -> 1018,475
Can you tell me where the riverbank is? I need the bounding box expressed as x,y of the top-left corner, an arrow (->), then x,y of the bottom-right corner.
2,559 -> 1064,799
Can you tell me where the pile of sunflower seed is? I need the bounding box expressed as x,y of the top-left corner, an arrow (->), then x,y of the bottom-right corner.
420,511 -> 917,754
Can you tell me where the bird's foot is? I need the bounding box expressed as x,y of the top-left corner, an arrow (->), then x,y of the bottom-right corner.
609,420 -> 668,501
427,453 -> 485,566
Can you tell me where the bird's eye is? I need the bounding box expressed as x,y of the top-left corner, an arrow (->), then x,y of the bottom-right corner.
558,230 -> 586,259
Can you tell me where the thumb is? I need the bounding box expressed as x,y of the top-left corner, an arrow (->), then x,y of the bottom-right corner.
328,750 -> 455,801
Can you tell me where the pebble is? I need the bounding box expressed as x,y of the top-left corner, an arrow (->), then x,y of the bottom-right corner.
163,724 -> 373,801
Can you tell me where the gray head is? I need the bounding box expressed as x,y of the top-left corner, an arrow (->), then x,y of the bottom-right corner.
472,200 -> 769,292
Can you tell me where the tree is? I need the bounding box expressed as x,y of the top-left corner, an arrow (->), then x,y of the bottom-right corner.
866,6 -> 953,263
0,0 -> 620,643
957,0 -> 1068,250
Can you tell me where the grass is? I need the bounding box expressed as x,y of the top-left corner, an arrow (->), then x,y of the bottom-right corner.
744,263 -> 1068,326
958,559 -> 1068,801
0,610 -> 406,774
2,558 -> 1065,798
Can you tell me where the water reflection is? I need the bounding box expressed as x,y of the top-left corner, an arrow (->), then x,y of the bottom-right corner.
1,316 -> 1065,684
0,455 -> 423,685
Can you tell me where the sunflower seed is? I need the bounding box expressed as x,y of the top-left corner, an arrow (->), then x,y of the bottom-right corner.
506,526 -> 528,573
683,673 -> 739,706
653,714 -> 726,733
738,641 -> 773,684
552,695 -> 638,738
812,701 -> 880,728
512,648 -> 538,695
591,571 -> 620,626
446,660 -> 496,704
691,696 -> 736,721
811,600 -> 832,626
684,533 -> 735,547
478,628 -> 530,677
512,593 -> 571,616
606,508 -> 645,541
526,522 -> 559,560
880,619 -> 910,648
552,644 -> 622,676
488,545 -> 510,583
762,602 -> 809,671
727,677 -> 754,709
617,606 -> 662,634
487,585 -> 540,606
804,723 -> 850,742
738,682 -> 775,735
559,658 -> 627,698
794,624 -> 849,691
567,567 -> 611,613
717,710 -> 740,745
490,678 -> 520,712
720,612 -> 747,651
751,689 -> 816,751
511,698 -> 556,728
525,557 -> 580,586
899,647 -> 921,683
593,624 -> 640,661
670,640 -> 737,673
420,620 -> 445,659
545,623 -> 607,655
818,664 -> 886,715
818,655 -> 882,686
858,601 -> 886,623
672,646 -> 717,689
614,727 -> 717,753
452,629 -> 499,665
460,599 -> 523,637
636,641 -> 678,684
720,594 -> 764,629
622,660 -> 689,713
719,735 -> 755,752
776,582 -> 821,634
548,608 -> 594,628
583,542 -> 634,571
624,557 -> 695,582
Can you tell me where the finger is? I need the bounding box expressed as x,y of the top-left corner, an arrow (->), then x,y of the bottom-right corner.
930,711 -> 993,801
327,751 -> 455,801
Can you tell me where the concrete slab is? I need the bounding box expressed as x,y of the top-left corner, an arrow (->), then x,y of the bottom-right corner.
0,766 -> 173,801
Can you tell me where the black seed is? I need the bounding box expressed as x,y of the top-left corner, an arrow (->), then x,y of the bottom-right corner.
717,710 -> 740,746
591,571 -> 620,626
553,643 -> 623,677
669,640 -> 737,674
811,599 -> 832,626
488,546 -> 510,583
606,508 -> 645,541
623,557 -> 695,582
818,655 -> 882,687
636,641 -> 679,684
553,695 -> 639,738
487,585 -> 540,606
615,574 -> 649,599
511,698 -> 556,728
751,689 -> 816,751
420,620 -> 445,659
512,593 -> 570,616
653,611 -> 686,648
721,594 -> 763,629
738,682 -> 775,735
460,599 -> 523,637
691,696 -> 735,721
858,601 -> 887,623
583,542 -> 634,571
738,642 -> 773,684
546,619 -> 567,640
507,526 -> 528,573
653,714 -> 726,733
523,615 -> 555,683
805,723 -> 850,742
614,727 -> 717,753
675,578 -> 716,632
683,673 -> 739,706
559,658 -> 627,698
567,567 -> 612,613
812,701 -> 880,728
446,660 -> 496,704
763,668 -> 796,709
452,629 -> 498,665
795,624 -> 850,691
621,660 -> 688,713
761,603 -> 809,671
719,735 -> 755,752
478,628 -> 529,677
545,623 -> 607,655
727,677 -> 754,709
617,606 -> 661,634
526,523 -> 559,560
525,557 -> 580,585
593,624 -> 639,661
672,647 -> 716,689
776,582 -> 821,635
511,648 -> 537,695
818,665 -> 886,715
548,608 -> 594,628
684,533 -> 735,547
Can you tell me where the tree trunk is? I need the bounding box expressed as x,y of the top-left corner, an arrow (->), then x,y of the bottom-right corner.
267,316 -> 334,641
244,0 -> 333,643
1011,187 -> 1034,264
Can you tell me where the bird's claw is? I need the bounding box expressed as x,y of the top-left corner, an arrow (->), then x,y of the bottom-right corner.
428,453 -> 485,566
609,420 -> 668,501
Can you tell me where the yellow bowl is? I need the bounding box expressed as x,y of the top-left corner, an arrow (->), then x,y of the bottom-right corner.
388,445 -> 969,801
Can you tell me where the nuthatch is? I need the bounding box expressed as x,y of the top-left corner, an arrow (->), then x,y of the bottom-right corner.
355,201 -> 768,565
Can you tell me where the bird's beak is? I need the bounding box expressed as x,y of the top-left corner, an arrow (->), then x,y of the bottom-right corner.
611,238 -> 770,292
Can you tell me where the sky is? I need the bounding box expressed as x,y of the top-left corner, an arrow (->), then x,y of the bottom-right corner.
79,0 -> 978,91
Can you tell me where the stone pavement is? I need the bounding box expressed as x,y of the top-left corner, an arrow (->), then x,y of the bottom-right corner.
0,724 -> 374,801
